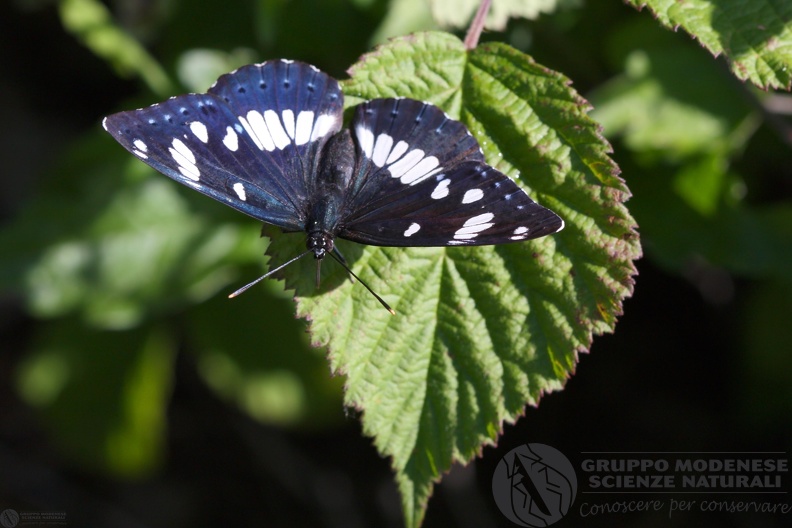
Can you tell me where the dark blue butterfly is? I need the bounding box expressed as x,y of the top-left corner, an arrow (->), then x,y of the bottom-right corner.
103,59 -> 564,312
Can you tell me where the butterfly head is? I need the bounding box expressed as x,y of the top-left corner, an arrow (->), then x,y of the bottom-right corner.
306,231 -> 334,260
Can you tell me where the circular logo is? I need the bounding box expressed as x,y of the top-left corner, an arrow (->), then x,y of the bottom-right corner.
0,509 -> 19,528
492,443 -> 577,527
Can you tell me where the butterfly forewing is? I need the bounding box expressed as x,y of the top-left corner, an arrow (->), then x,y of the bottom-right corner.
338,99 -> 564,246
208,60 -> 344,204
103,60 -> 344,231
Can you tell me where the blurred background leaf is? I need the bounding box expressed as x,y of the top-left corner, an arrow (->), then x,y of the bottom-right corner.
624,0 -> 792,90
16,321 -> 174,477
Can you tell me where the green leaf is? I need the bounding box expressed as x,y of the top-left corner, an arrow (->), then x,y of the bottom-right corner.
626,0 -> 792,90
176,48 -> 259,93
591,16 -> 758,161
264,32 -> 639,527
429,0 -> 567,30
590,16 -> 792,284
186,282 -> 345,428
672,154 -> 730,217
59,0 -> 173,96
0,132 -> 262,329
15,321 -> 175,477
369,0 -> 439,45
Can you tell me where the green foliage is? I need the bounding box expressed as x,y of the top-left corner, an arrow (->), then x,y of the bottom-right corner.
4,0 -> 792,526
429,0 -> 569,30
59,0 -> 173,96
16,321 -> 174,476
626,0 -> 792,90
265,32 -> 637,526
1,133 -> 261,329
590,15 -> 792,283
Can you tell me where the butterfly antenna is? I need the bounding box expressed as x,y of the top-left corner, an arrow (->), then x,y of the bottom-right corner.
228,248 -> 313,298
327,251 -> 395,315
332,248 -> 354,283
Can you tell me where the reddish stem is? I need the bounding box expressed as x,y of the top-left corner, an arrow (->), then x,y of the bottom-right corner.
463,0 -> 492,50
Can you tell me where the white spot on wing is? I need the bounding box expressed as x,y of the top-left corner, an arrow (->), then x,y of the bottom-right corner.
386,140 -> 409,164
403,223 -> 421,237
312,114 -> 338,141
232,182 -> 247,201
372,133 -> 394,168
241,111 -> 275,151
400,156 -> 440,185
431,179 -> 451,199
510,226 -> 529,241
453,212 -> 494,240
294,111 -> 314,145
171,138 -> 195,163
386,149 -> 423,179
132,139 -> 149,158
169,138 -> 200,181
223,126 -> 239,151
189,121 -> 209,143
465,212 -> 494,226
264,110 -> 290,149
356,125 -> 375,159
462,188 -> 484,204
281,109 -> 296,140
101,117 -> 109,131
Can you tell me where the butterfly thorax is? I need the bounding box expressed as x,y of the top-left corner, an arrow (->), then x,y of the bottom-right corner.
305,129 -> 356,259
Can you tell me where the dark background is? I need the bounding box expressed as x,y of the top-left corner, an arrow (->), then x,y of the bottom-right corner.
2,1 -> 791,527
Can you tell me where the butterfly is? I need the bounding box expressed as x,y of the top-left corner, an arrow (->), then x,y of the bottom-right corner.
103,59 -> 564,313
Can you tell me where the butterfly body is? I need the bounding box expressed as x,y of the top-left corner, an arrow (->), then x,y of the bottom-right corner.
303,129 -> 356,259
103,59 -> 564,303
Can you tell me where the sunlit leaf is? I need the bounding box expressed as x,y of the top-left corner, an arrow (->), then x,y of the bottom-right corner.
626,0 -> 792,90
265,31 -> 639,526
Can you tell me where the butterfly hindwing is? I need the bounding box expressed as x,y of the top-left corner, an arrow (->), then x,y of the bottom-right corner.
103,60 -> 344,231
338,99 -> 564,246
